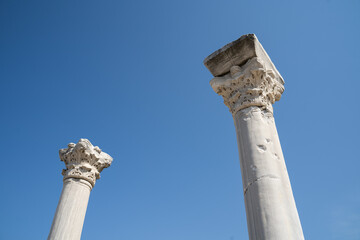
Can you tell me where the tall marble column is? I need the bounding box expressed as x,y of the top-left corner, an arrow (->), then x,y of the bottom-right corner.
204,34 -> 304,240
48,139 -> 113,240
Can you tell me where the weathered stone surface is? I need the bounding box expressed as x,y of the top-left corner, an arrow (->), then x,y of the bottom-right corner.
60,138 -> 113,187
205,34 -> 304,240
210,57 -> 284,114
204,34 -> 283,86
234,107 -> 304,240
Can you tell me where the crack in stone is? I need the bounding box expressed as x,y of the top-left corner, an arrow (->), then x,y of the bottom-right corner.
243,175 -> 280,195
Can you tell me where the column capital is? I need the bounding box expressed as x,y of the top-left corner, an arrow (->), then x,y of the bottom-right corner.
59,139 -> 113,188
204,34 -> 284,114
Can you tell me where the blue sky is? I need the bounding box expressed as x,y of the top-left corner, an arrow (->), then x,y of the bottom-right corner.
0,0 -> 359,239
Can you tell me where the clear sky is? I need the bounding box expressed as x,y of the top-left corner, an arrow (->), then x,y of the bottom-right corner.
0,0 -> 359,239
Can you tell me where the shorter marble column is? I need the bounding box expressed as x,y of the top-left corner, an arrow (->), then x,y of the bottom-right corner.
48,139 -> 113,240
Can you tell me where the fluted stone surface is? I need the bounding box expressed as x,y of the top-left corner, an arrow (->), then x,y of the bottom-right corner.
234,107 -> 303,239
48,179 -> 91,240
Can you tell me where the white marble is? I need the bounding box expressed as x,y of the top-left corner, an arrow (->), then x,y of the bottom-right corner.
205,34 -> 304,240
60,138 -> 113,188
234,107 -> 303,239
48,178 -> 91,240
48,139 -> 113,240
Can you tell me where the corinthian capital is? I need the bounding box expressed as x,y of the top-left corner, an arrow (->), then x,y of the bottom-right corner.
204,34 -> 284,114
210,58 -> 284,114
59,139 -> 113,187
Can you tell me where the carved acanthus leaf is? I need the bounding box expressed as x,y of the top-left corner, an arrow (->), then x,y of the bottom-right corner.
59,139 -> 113,187
210,57 -> 284,114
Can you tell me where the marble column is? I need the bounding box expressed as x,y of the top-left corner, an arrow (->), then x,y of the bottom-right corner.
204,34 -> 304,240
48,139 -> 113,240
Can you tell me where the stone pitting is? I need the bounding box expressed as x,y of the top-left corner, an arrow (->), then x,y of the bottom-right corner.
59,138 -> 113,187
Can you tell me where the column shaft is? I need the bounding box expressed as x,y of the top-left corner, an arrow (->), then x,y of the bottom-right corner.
234,107 -> 303,239
48,178 -> 91,240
